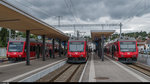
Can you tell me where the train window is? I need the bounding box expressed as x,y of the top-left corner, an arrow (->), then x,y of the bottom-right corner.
8,42 -> 24,52
120,42 -> 136,52
30,46 -> 35,52
30,46 -> 32,51
69,42 -> 84,52
33,46 -> 36,51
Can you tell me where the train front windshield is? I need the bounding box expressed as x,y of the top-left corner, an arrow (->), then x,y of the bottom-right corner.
8,42 -> 24,52
120,42 -> 136,52
69,42 -> 84,52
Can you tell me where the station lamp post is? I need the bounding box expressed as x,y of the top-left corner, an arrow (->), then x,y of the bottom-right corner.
59,39 -> 61,57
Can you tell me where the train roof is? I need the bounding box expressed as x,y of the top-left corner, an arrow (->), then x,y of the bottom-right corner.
117,37 -> 136,41
9,38 -> 59,44
69,37 -> 86,41
9,38 -> 37,42
105,37 -> 136,46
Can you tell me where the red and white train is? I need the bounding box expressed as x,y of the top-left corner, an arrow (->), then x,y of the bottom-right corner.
6,38 -> 59,61
67,38 -> 88,63
104,37 -> 138,63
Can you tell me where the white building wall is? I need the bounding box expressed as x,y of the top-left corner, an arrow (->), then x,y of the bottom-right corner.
0,47 -> 7,56
138,46 -> 144,51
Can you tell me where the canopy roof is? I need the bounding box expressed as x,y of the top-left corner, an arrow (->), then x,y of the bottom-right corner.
91,30 -> 115,41
0,0 -> 69,41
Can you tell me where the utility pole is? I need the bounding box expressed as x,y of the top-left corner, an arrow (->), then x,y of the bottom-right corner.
120,23 -> 122,38
9,29 -> 11,40
56,16 -> 63,27
102,24 -> 104,30
77,30 -> 79,40
74,25 -> 76,36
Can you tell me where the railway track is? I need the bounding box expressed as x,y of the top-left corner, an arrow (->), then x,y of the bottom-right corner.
105,54 -> 150,77
37,63 -> 85,82
127,63 -> 150,77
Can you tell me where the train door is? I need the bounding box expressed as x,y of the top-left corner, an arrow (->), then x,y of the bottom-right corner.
112,44 -> 115,58
46,44 -> 50,58
36,44 -> 40,59
39,44 -> 42,57
114,43 -> 119,58
30,45 -> 36,57
86,42 -> 89,59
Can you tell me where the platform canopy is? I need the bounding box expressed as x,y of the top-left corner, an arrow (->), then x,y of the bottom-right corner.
0,0 -> 69,41
91,30 -> 115,41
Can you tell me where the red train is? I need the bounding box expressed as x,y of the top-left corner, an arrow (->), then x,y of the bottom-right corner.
67,38 -> 88,63
104,37 -> 138,63
6,38 -> 59,61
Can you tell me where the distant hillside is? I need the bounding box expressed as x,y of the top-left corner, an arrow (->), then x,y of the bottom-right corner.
110,31 -> 150,41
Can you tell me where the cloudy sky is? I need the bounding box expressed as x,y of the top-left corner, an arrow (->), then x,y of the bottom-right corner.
5,0 -> 150,36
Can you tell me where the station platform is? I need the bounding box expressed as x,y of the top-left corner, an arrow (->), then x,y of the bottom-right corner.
80,52 -> 150,82
0,55 -> 66,82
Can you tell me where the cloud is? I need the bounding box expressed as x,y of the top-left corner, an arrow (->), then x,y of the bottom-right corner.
4,0 -> 150,36
6,0 -> 149,20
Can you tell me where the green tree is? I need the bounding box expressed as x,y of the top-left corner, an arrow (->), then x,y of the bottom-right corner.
11,29 -> 16,38
148,32 -> 150,38
0,28 -> 9,47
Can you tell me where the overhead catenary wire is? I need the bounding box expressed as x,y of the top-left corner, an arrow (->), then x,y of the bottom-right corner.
123,0 -> 150,25
121,0 -> 150,33
11,0 -> 51,20
122,0 -> 145,24
69,0 -> 80,23
64,0 -> 79,24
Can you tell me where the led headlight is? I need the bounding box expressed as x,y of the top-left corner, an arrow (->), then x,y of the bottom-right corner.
81,55 -> 83,57
69,55 -> 72,57
19,55 -> 22,57
121,55 -> 124,57
7,55 -> 10,57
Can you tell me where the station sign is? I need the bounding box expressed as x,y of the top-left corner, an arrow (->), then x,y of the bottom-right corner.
38,36 -> 41,40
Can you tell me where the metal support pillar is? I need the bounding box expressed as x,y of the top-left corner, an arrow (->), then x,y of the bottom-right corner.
99,40 -> 102,59
95,41 -> 97,54
101,34 -> 104,61
120,23 -> 122,38
42,35 -> 45,61
37,45 -> 40,59
26,30 -> 30,65
59,39 -> 61,57
98,40 -> 100,57
64,41 -> 66,56
52,39 -> 55,58
100,40 -> 102,59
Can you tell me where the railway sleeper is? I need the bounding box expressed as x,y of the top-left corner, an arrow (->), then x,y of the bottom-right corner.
37,64 -> 71,82
54,65 -> 80,82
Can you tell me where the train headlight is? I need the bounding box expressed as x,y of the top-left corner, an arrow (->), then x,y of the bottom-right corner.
69,55 -> 72,57
19,55 -> 22,57
81,55 -> 83,57
7,55 -> 10,57
121,55 -> 124,57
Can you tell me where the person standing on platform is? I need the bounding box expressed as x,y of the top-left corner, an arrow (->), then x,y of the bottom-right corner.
49,49 -> 52,58
112,45 -> 115,58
